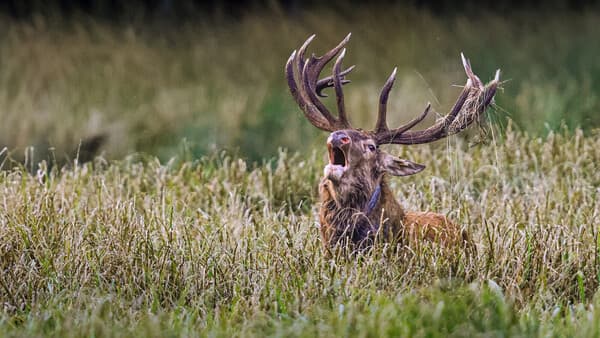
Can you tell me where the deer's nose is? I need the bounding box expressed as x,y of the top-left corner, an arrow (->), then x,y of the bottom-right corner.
328,131 -> 351,147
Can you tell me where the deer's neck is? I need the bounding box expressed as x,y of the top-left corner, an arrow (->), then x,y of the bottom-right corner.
324,174 -> 379,209
373,179 -> 406,220
319,176 -> 406,249
320,176 -> 405,222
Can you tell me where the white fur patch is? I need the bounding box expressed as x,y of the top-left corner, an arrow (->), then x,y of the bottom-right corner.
323,164 -> 346,180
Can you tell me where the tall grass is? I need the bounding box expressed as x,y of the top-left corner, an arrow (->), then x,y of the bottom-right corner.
1,7 -> 600,162
1,128 -> 600,336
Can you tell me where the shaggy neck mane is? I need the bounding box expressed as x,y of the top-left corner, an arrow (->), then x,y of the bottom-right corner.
328,171 -> 384,213
321,173 -> 387,249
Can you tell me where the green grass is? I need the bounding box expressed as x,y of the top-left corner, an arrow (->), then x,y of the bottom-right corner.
1,128 -> 600,336
1,7 -> 600,162
2,5 -> 600,336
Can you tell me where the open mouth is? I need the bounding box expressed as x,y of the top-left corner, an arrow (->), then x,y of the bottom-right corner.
328,144 -> 347,167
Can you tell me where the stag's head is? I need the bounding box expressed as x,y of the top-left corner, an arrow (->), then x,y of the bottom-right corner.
286,33 -> 500,196
323,129 -> 425,188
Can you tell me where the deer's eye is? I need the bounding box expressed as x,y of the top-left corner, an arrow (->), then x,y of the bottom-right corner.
367,144 -> 377,152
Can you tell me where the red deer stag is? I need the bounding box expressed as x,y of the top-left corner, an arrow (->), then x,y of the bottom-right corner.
285,34 -> 500,254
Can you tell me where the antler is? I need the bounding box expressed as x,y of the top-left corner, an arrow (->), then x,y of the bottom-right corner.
286,34 -> 501,141
374,53 -> 501,145
286,34 -> 355,132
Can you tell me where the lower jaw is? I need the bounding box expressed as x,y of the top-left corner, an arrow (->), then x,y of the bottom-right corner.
323,164 -> 346,181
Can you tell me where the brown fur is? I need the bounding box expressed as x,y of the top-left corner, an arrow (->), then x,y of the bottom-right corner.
318,130 -> 470,254
319,178 -> 467,254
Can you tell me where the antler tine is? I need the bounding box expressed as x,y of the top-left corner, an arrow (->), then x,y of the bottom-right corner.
461,53 -> 483,88
333,48 -> 351,128
375,67 -> 397,133
286,50 -> 331,131
313,33 -> 352,72
301,34 -> 352,126
286,34 -> 355,132
391,103 -> 432,135
482,69 -> 501,106
298,38 -> 336,125
296,34 -> 315,76
374,68 -> 433,137
316,65 -> 355,97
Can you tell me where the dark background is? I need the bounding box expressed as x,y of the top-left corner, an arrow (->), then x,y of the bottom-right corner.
1,0 -> 597,20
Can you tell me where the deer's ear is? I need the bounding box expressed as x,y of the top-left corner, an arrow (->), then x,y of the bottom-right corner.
382,154 -> 426,176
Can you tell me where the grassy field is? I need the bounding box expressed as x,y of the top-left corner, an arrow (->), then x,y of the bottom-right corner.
2,4 -> 600,336
1,7 -> 600,162
1,128 -> 600,336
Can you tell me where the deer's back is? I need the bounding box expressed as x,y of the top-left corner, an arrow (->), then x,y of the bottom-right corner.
402,211 -> 468,246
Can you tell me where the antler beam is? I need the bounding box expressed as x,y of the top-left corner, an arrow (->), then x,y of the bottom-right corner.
374,53 -> 500,145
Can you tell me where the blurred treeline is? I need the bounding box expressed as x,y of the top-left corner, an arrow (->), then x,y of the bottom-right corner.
0,1 -> 599,163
